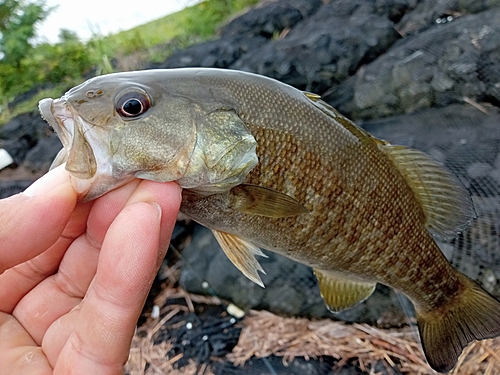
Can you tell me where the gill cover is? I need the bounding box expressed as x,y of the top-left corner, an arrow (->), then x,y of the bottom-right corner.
175,107 -> 258,195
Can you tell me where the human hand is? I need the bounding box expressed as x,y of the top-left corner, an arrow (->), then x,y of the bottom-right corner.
0,165 -> 181,374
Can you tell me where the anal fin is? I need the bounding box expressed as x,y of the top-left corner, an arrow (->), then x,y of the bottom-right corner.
212,230 -> 267,287
314,269 -> 376,312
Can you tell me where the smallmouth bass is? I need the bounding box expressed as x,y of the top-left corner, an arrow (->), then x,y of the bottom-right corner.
39,68 -> 500,373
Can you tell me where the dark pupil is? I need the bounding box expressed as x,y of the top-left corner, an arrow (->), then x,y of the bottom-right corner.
123,99 -> 142,115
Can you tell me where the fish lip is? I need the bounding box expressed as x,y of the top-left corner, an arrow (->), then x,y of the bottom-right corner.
39,97 -> 74,150
39,96 -> 128,201
39,97 -> 97,197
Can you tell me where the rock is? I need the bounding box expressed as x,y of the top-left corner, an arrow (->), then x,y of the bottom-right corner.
397,0 -> 500,36
179,225 -> 306,315
0,138 -> 31,166
333,285 -> 411,327
157,0 -> 416,92
0,111 -> 47,165
231,0 -> 401,92
152,35 -> 268,69
179,225 -> 408,323
0,111 -> 43,141
325,8 -> 500,120
0,180 -> 33,199
152,0 -> 323,70
219,0 -> 323,38
0,109 -> 58,170
23,133 -> 61,172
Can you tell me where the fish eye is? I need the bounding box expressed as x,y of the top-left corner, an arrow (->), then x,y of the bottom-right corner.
116,91 -> 151,118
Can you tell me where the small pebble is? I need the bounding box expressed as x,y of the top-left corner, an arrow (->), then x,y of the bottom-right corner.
227,303 -> 245,319
151,305 -> 160,319
0,149 -> 13,170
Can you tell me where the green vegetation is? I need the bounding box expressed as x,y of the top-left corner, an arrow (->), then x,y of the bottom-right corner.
0,0 -> 259,124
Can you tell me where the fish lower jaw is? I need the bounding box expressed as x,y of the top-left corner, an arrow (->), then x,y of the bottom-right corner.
70,175 -> 95,196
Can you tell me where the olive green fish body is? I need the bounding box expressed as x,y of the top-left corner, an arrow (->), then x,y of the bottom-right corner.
177,72 -> 461,309
39,68 -> 500,373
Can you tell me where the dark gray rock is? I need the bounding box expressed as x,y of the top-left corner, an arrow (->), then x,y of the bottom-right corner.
179,225 -> 409,323
179,224 -> 312,315
0,111 -> 44,141
325,8 -> 500,120
153,35 -> 268,69
157,0 -> 416,92
0,111 -> 47,165
397,0 -> 500,36
231,0 -> 401,92
375,0 -> 419,23
24,133 -> 61,172
0,108 -> 60,174
0,138 -> 31,166
0,180 -> 33,198
219,0 -> 323,38
153,0 -> 323,70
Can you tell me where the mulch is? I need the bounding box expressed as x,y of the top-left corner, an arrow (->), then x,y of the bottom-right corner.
125,267 -> 500,375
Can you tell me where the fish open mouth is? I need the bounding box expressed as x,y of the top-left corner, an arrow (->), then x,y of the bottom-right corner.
39,98 -> 73,151
39,98 -> 98,195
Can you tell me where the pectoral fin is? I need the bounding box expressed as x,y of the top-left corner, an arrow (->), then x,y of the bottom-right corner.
229,184 -> 309,218
212,229 -> 267,287
314,269 -> 376,312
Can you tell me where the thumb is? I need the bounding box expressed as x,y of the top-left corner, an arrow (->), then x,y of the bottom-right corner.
0,165 -> 78,274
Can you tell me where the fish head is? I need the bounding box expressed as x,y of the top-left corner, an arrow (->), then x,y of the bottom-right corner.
39,70 -> 258,201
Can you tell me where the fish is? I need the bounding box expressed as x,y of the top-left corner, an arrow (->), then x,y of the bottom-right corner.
38,68 -> 500,373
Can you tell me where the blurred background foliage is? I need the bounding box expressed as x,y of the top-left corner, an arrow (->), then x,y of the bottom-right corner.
0,0 -> 259,123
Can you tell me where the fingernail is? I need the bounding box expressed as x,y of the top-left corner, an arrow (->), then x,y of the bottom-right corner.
23,164 -> 71,197
149,202 -> 162,222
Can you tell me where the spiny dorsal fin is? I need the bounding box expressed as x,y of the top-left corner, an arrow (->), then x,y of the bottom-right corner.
314,269 -> 376,312
212,229 -> 267,287
304,92 -> 321,100
304,93 -> 390,146
416,276 -> 500,372
229,184 -> 309,218
381,145 -> 476,239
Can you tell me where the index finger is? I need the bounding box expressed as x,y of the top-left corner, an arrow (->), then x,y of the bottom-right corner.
53,180 -> 181,373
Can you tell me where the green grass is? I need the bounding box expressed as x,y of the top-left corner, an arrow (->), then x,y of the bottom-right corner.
0,84 -> 75,124
87,0 -> 259,73
0,0 -> 259,125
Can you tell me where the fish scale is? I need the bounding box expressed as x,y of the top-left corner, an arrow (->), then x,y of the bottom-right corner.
181,80 -> 467,301
39,68 -> 500,373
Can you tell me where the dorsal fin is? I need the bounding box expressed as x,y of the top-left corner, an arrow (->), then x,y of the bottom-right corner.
304,92 -> 389,146
381,145 -> 476,239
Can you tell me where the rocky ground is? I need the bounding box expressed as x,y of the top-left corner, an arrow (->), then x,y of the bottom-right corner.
2,0 -> 500,374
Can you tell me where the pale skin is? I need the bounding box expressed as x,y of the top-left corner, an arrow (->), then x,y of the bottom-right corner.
0,165 -> 181,374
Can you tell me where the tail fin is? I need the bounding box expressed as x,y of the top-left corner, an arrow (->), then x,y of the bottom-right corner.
416,278 -> 500,373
